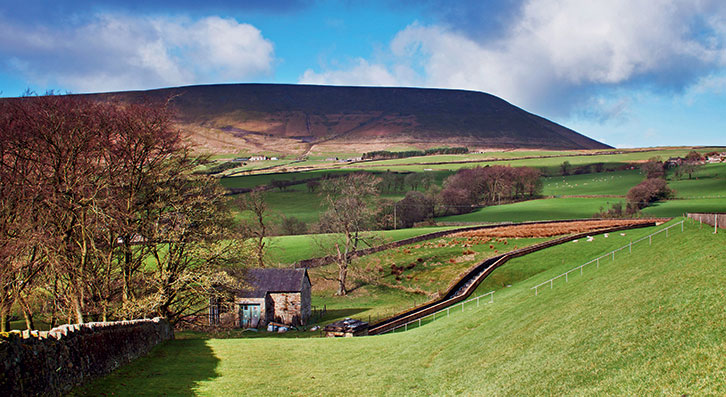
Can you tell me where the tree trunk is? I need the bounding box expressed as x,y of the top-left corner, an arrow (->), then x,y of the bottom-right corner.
256,237 -> 265,268
337,264 -> 347,296
18,295 -> 35,330
334,243 -> 348,296
0,304 -> 9,332
22,308 -> 34,330
72,294 -> 84,324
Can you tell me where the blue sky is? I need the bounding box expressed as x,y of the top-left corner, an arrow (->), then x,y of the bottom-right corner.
1,0 -> 725,148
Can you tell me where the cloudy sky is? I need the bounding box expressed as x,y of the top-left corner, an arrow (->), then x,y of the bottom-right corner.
2,0 -> 725,148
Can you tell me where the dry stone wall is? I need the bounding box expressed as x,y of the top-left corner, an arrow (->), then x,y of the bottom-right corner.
687,213 -> 726,229
0,317 -> 173,396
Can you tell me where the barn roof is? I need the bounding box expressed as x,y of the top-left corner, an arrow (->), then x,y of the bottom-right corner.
237,268 -> 310,298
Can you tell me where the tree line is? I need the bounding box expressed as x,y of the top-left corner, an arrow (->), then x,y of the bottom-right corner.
0,96 -> 247,331
362,147 -> 468,160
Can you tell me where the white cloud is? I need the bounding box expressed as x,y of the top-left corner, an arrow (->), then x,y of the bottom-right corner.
299,58 -> 415,87
300,0 -> 726,116
0,15 -> 274,93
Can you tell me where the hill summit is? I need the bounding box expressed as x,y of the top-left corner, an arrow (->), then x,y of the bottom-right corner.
90,84 -> 610,155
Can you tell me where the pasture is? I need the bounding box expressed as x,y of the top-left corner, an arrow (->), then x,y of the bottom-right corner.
435,197 -> 625,223
541,169 -> 641,196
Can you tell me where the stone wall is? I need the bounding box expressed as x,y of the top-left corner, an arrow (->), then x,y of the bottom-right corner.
300,277 -> 312,324
269,293 -> 303,325
0,317 -> 173,396
687,213 -> 726,229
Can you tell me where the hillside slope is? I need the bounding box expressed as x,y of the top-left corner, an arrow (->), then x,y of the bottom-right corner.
78,220 -> 725,396
88,84 -> 611,155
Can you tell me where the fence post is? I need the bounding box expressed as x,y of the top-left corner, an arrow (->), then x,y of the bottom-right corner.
649,235 -> 651,245
490,293 -> 494,303
477,296 -> 480,307
580,266 -> 583,275
405,323 -> 407,331
629,240 -> 632,253
681,221 -> 684,232
715,216 -> 718,234
597,257 -> 599,268
565,272 -> 568,282
419,319 -> 421,327
666,228 -> 668,238
535,286 -> 538,296
612,251 -> 615,261
550,279 -> 553,288
447,308 -> 450,317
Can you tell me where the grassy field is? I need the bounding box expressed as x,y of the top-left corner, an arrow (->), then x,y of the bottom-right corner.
75,219 -> 726,395
265,225 -> 462,265
542,169 -> 642,196
667,163 -> 726,198
351,147 -> 722,173
436,197 -> 625,223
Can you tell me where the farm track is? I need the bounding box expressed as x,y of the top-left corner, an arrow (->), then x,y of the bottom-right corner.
367,219 -> 660,335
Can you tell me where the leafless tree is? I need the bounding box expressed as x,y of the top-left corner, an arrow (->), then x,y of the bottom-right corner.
239,189 -> 269,267
318,173 -> 381,295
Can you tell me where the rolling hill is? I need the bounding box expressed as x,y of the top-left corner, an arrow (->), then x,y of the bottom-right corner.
87,84 -> 611,155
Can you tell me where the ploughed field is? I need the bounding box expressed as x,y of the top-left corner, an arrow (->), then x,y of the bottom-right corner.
75,219 -> 726,396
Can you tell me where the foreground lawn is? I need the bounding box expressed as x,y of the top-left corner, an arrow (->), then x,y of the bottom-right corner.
76,219 -> 726,395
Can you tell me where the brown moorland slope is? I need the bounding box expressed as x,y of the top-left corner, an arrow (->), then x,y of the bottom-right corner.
26,84 -> 614,155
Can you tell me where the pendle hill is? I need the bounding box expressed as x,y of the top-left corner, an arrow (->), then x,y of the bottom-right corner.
83,84 -> 611,155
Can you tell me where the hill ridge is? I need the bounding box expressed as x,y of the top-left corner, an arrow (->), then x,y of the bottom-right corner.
85,83 -> 611,154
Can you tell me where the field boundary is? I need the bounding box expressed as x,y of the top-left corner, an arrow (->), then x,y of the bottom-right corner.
687,212 -> 725,231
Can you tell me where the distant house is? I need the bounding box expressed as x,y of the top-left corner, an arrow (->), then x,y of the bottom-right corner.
249,155 -> 267,161
234,268 -> 311,328
270,157 -> 279,161
664,157 -> 684,168
706,153 -> 726,163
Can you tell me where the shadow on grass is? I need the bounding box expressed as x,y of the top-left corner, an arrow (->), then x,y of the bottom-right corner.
71,338 -> 219,396
318,308 -> 371,324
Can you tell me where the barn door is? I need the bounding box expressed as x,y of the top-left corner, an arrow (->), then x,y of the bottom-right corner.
240,304 -> 261,328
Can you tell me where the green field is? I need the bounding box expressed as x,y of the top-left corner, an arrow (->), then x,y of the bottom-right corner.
643,197 -> 726,217
436,197 -> 625,223
351,148 -> 722,173
667,163 -> 726,198
76,220 -> 726,395
265,225 -> 462,265
221,151 -> 725,227
542,169 -> 642,196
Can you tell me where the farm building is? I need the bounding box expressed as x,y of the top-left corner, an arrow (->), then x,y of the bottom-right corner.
234,268 -> 312,328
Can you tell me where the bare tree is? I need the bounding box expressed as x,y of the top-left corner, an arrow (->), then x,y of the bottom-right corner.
239,189 -> 269,267
0,95 -> 248,327
318,173 -> 381,296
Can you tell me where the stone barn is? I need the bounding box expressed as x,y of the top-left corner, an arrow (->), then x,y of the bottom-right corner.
235,268 -> 311,328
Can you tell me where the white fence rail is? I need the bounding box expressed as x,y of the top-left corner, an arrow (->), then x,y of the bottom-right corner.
384,290 -> 495,334
531,220 -> 685,296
